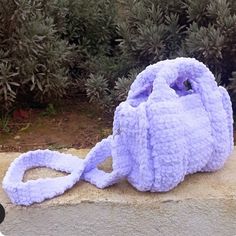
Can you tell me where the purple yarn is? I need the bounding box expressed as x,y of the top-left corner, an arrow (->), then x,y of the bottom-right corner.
2,57 -> 233,205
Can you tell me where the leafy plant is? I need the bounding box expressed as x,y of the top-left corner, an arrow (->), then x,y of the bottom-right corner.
85,74 -> 109,103
183,0 -> 236,81
114,69 -> 139,102
62,0 -> 120,80
85,0 -> 236,113
42,103 -> 57,116
0,112 -> 10,133
0,62 -> 20,108
117,0 -> 187,67
228,71 -> 236,113
85,68 -> 140,113
1,0 -> 236,115
0,0 -> 72,111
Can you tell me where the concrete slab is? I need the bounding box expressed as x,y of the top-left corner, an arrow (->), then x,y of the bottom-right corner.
0,149 -> 236,236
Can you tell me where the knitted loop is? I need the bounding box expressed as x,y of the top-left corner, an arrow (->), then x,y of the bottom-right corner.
127,58 -> 217,105
149,58 -> 217,101
2,150 -> 85,205
2,136 -> 121,206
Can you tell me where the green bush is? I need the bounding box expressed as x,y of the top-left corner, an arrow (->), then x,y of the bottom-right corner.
61,0 -> 121,81
184,0 -> 236,80
86,0 -> 236,112
117,0 -> 236,80
1,0 -> 236,114
85,68 -> 139,111
0,0 -> 71,111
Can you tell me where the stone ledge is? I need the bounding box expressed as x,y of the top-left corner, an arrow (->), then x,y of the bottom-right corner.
0,149 -> 236,236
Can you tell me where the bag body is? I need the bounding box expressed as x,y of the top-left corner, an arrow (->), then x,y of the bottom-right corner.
2,58 -> 233,205
115,57 -> 233,192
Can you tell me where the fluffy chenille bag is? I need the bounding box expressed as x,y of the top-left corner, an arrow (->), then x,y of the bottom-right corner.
2,57 -> 234,205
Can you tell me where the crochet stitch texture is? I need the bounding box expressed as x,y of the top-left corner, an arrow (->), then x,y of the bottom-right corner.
2,57 -> 234,205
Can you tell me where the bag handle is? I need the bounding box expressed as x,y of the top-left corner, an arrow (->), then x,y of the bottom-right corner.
2,135 -> 128,206
149,58 -> 218,102
127,58 -> 218,105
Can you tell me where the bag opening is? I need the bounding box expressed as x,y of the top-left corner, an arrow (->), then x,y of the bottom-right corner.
170,79 -> 194,97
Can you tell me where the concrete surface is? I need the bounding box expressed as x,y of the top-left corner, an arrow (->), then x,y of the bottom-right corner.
0,149 -> 236,236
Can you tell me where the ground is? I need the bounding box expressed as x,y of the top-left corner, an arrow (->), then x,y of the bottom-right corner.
0,100 -> 113,152
0,101 -> 235,152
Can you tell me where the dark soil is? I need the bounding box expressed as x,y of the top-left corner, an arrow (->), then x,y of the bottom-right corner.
0,100 -> 235,152
0,100 -> 113,152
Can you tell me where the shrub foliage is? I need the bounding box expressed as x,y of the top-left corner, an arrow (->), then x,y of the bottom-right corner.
0,0 -> 71,110
0,0 -> 236,113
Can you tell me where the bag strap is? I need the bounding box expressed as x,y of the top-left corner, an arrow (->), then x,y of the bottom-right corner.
2,135 -> 127,206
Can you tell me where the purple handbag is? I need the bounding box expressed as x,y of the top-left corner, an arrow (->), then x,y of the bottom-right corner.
2,57 -> 233,205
